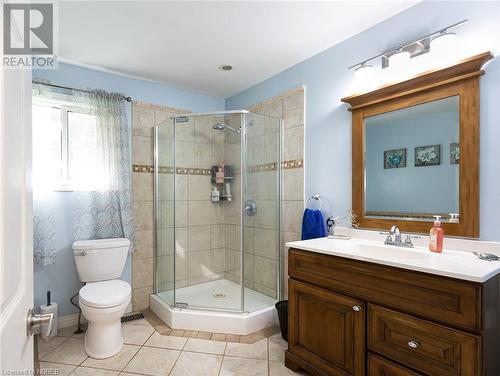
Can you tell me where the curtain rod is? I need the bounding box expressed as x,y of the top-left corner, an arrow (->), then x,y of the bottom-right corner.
32,81 -> 132,102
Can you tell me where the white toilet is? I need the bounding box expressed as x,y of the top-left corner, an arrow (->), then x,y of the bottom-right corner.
73,238 -> 131,359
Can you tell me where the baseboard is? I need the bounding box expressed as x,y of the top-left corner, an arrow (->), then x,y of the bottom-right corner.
58,313 -> 86,329
58,303 -> 133,329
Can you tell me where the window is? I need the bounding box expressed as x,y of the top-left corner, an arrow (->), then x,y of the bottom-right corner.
32,98 -> 106,191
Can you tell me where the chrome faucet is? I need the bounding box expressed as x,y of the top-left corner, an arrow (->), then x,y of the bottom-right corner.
390,225 -> 402,243
383,225 -> 417,248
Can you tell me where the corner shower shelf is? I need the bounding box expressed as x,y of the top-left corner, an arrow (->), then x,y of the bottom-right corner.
212,194 -> 233,202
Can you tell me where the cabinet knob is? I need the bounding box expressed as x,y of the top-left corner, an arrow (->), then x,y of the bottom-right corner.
408,340 -> 419,349
352,305 -> 362,312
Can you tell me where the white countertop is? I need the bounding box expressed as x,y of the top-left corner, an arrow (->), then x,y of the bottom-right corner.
286,235 -> 500,283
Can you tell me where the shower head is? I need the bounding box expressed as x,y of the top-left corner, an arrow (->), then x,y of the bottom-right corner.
212,123 -> 241,134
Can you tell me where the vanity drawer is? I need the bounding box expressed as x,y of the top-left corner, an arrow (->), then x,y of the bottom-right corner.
368,304 -> 481,376
368,353 -> 423,376
288,248 -> 481,332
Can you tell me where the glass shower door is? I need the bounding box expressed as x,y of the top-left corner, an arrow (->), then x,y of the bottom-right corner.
172,113 -> 244,312
242,112 -> 281,312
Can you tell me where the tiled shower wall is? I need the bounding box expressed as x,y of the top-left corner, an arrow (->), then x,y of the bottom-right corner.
248,87 -> 305,299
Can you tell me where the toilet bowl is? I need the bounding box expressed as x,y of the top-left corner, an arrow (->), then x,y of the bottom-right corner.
73,238 -> 131,359
79,279 -> 131,358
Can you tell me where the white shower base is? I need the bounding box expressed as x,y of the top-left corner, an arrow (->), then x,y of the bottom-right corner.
150,279 -> 279,335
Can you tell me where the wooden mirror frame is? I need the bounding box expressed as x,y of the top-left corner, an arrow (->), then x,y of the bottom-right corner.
342,52 -> 493,238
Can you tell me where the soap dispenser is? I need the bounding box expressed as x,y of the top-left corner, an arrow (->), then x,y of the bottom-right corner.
429,215 -> 444,253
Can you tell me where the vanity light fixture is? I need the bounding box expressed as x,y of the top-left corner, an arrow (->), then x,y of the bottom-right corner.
349,19 -> 467,77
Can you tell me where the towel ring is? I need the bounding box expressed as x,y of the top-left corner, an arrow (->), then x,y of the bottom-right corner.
307,193 -> 322,210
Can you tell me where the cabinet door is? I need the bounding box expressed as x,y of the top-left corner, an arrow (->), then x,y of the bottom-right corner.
288,279 -> 365,375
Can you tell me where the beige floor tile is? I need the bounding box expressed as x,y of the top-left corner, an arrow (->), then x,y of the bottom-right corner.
124,346 -> 180,376
260,326 -> 280,338
169,351 -> 222,376
240,332 -> 265,344
220,356 -> 268,376
122,323 -> 155,345
58,325 -> 86,339
225,338 -> 268,360
269,332 -> 284,340
155,325 -> 172,336
70,366 -> 120,376
144,332 -> 187,350
37,336 -> 68,358
225,334 -> 241,343
269,338 -> 287,362
182,330 -> 198,338
82,344 -> 140,371
197,331 -> 212,340
57,326 -> 79,338
211,333 -> 226,341
183,338 -> 226,355
38,361 -> 76,376
170,329 -> 185,337
42,338 -> 88,365
269,361 -> 308,375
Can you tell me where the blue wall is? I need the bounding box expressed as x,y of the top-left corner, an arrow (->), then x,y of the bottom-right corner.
226,1 -> 500,240
33,63 -> 224,316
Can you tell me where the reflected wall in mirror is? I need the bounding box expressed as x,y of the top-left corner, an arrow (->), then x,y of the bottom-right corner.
364,96 -> 459,221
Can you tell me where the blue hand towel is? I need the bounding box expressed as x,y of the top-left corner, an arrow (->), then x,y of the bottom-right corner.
301,209 -> 327,240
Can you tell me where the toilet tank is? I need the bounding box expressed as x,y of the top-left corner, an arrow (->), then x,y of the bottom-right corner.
73,238 -> 130,283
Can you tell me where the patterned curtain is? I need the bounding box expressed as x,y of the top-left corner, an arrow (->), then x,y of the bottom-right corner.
32,85 -> 136,266
71,90 -> 135,248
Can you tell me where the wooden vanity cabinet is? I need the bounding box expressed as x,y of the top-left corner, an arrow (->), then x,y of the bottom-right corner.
285,248 -> 500,376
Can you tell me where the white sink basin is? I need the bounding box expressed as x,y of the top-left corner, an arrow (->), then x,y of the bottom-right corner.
286,237 -> 500,282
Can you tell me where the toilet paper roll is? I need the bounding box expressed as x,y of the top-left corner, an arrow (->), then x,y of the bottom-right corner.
40,302 -> 58,338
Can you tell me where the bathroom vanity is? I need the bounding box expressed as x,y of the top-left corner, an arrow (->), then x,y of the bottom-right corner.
284,238 -> 500,376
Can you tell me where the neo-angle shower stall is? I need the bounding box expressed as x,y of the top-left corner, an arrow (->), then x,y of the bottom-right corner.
151,110 -> 282,334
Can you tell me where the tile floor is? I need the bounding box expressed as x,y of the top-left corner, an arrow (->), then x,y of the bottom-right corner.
38,318 -> 308,376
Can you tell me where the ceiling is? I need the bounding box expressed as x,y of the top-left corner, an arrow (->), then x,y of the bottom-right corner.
59,1 -> 418,97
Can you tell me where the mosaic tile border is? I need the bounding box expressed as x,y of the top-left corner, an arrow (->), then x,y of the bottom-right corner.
133,159 -> 303,175
133,165 -> 211,175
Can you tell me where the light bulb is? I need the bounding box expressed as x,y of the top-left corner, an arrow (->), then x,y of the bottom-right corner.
388,50 -> 411,82
354,64 -> 377,93
430,32 -> 457,67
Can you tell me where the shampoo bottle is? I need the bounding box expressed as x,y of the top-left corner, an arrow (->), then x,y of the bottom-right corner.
215,162 -> 225,184
211,187 -> 220,202
429,215 -> 444,253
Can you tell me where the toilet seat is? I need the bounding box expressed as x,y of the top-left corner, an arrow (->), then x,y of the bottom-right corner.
80,279 -> 131,309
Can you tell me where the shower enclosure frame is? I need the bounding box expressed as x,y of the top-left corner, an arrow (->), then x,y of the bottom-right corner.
153,109 -> 283,315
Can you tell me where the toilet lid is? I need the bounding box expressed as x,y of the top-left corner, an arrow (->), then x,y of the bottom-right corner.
80,280 -> 131,309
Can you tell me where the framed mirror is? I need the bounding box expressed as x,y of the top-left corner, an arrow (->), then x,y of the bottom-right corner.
342,52 -> 493,237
